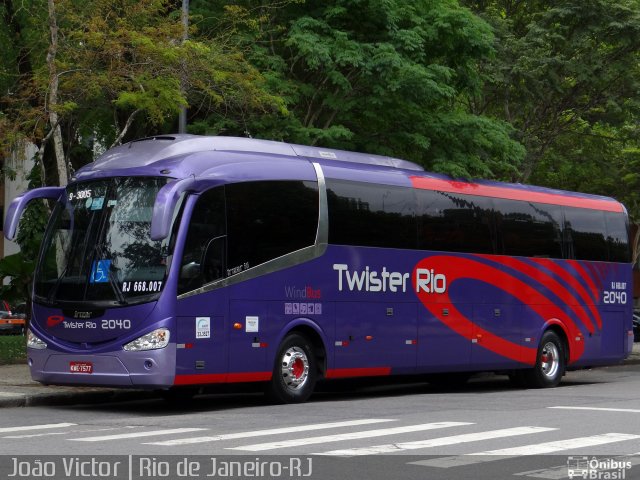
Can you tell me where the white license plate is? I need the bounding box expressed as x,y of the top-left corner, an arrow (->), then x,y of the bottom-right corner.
69,362 -> 93,374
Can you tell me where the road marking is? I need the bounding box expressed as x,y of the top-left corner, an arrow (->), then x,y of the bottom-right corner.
410,433 -> 640,469
227,422 -> 473,452
472,433 -> 640,456
5,426 -> 133,439
70,428 -> 207,442
514,451 -> 640,479
549,406 -> 640,414
0,423 -> 76,433
317,426 -> 556,456
145,419 -> 395,446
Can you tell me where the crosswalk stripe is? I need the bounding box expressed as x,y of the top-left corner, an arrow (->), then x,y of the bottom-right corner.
411,433 -> 640,469
472,433 -> 640,456
317,426 -> 557,456
5,426 -> 134,439
0,423 -> 76,433
69,428 -> 207,442
549,406 -> 640,414
144,419 -> 395,446
227,422 -> 473,452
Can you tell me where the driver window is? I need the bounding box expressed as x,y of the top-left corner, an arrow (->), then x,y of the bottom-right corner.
178,187 -> 226,295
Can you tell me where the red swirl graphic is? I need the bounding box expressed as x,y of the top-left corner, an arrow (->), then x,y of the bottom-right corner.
47,315 -> 64,327
413,255 -> 587,365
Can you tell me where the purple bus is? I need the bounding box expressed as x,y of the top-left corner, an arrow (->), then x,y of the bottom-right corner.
4,135 -> 633,403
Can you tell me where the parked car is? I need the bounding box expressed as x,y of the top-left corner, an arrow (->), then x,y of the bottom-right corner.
0,301 -> 26,335
633,312 -> 640,343
0,312 -> 25,335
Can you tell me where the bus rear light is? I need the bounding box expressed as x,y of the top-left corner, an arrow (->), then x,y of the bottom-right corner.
123,328 -> 170,352
27,329 -> 47,350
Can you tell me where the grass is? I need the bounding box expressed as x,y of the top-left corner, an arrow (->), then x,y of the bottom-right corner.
0,335 -> 27,365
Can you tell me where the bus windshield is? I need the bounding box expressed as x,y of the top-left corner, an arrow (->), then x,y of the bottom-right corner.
34,177 -> 172,307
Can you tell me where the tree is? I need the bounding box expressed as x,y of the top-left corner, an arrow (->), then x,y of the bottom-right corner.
192,0 -> 525,179
0,0 -> 285,186
463,0 -> 640,184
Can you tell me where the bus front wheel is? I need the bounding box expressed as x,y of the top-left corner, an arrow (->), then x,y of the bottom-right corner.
522,331 -> 565,388
266,333 -> 317,404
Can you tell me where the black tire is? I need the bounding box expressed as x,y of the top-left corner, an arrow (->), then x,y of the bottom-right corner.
522,331 -> 565,388
265,333 -> 317,404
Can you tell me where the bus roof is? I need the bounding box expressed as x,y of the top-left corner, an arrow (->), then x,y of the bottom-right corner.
82,134 -> 424,174
75,134 -> 623,213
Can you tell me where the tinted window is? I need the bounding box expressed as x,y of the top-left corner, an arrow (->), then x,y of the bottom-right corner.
417,190 -> 495,254
226,181 -> 319,272
35,177 -> 171,305
327,180 -> 416,249
178,187 -> 226,295
564,208 -> 608,261
605,212 -> 630,263
495,200 -> 563,258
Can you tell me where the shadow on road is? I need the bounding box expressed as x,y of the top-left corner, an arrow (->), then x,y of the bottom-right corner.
51,372 -> 603,416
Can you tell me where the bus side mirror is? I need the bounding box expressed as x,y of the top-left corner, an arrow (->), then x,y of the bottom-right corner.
150,178 -> 194,241
4,187 -> 64,240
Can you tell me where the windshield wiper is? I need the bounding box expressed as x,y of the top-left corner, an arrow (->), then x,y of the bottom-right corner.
46,262 -> 70,305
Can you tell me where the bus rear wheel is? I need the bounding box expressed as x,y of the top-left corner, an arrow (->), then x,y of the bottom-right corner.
266,333 -> 317,404
522,331 -> 565,388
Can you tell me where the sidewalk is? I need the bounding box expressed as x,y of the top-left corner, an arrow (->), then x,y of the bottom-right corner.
1,343 -> 639,408
0,364 -> 155,408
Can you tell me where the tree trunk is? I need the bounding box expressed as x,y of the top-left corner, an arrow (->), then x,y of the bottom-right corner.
47,0 -> 68,186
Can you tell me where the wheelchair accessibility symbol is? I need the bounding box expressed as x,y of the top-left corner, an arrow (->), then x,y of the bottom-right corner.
90,260 -> 112,283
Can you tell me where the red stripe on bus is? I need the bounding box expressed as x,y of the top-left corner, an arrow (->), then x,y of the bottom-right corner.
410,177 -> 623,212
174,372 -> 272,385
325,367 -> 391,379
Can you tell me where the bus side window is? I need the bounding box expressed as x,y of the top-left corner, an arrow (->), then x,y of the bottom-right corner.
225,181 -> 319,273
417,190 -> 495,254
605,212 -> 631,263
494,200 -> 563,258
326,180 -> 416,249
563,207 -> 608,261
178,187 -> 226,295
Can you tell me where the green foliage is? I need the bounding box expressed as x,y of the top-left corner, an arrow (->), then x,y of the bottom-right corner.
0,0 -> 285,174
0,164 -> 48,309
194,0 -> 525,178
463,0 -> 640,188
0,336 -> 26,365
2,0 -> 639,227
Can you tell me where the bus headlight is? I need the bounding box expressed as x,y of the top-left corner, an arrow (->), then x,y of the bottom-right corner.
123,328 -> 170,352
27,329 -> 48,350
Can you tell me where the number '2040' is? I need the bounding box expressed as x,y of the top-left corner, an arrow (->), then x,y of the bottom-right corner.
603,291 -> 627,304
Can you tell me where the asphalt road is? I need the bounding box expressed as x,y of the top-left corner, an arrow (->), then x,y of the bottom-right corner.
1,365 -> 640,479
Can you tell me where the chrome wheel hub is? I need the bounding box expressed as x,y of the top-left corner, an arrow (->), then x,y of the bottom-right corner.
541,342 -> 560,378
281,347 -> 310,391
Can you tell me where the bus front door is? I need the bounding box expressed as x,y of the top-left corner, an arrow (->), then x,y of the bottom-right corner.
175,292 -> 229,385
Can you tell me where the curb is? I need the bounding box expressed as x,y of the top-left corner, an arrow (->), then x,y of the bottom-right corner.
0,389 -> 156,409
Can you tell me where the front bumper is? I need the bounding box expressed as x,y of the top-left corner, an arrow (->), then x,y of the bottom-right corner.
27,344 -> 177,388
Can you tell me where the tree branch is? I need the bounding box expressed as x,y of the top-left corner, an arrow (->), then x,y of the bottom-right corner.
110,109 -> 142,148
